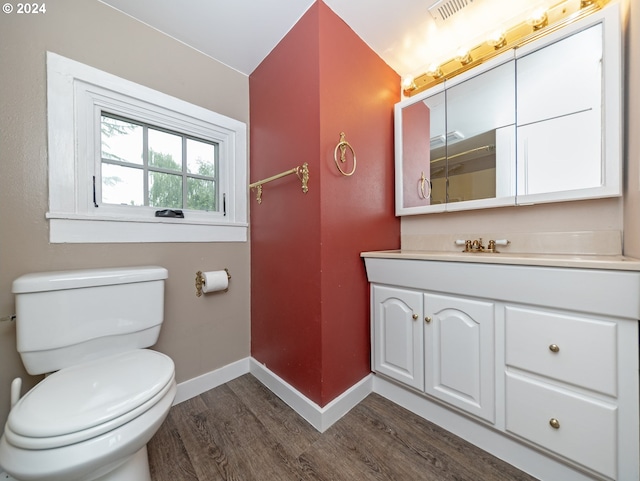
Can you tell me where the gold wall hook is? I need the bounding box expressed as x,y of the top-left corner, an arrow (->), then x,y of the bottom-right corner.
333,132 -> 356,176
297,162 -> 309,193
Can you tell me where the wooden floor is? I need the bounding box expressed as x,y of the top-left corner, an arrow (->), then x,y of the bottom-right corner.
148,374 -> 539,481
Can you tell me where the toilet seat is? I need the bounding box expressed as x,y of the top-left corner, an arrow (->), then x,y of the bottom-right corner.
4,349 -> 175,450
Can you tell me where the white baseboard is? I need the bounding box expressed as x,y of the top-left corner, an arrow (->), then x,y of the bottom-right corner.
250,359 -> 373,432
173,357 -> 373,433
173,357 -> 250,405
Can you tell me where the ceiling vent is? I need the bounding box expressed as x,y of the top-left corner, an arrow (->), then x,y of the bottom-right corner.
428,0 -> 481,25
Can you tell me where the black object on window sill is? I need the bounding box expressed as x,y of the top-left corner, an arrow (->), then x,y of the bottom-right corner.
155,209 -> 184,218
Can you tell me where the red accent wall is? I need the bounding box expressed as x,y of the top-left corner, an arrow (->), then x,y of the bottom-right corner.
250,1 -> 400,407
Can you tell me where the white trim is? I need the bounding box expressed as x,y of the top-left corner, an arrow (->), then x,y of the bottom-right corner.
173,357 -> 250,405
249,359 -> 373,432
48,217 -> 248,243
45,51 -> 248,243
172,357 -> 373,432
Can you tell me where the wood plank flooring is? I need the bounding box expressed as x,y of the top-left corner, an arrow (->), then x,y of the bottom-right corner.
148,374 -> 539,481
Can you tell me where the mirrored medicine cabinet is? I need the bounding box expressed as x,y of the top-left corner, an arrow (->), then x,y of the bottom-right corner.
395,4 -> 621,216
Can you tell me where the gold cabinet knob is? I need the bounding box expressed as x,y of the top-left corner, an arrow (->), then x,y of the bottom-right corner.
549,344 -> 560,353
425,316 -> 432,323
549,418 -> 560,429
412,313 -> 419,320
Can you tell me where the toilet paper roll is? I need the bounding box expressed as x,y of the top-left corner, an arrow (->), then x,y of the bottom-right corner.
201,270 -> 229,293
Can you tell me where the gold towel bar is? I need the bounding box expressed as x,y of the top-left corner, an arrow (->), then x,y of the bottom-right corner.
249,163 -> 309,204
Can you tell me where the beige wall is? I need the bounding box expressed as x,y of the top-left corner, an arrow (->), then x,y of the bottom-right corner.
404,0 -> 637,251
623,0 -> 640,256
0,0 -> 250,427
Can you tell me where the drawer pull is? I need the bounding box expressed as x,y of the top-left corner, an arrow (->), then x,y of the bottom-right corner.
412,313 -> 418,320
549,344 -> 560,353
425,316 -> 432,323
549,418 -> 560,429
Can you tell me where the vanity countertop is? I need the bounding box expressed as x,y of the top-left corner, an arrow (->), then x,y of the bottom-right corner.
361,249 -> 640,271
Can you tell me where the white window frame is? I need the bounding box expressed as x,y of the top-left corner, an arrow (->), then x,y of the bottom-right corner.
46,51 -> 248,243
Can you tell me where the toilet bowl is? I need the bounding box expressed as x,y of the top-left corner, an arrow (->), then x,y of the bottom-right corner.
0,349 -> 176,481
0,266 -> 175,481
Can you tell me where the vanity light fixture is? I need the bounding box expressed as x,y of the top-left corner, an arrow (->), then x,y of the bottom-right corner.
403,0 -> 610,97
402,76 -> 417,91
487,30 -> 507,50
529,8 -> 549,30
426,63 -> 444,79
455,48 -> 473,65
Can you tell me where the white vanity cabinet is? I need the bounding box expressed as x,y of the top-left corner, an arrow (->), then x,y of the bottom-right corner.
372,287 -> 496,422
504,306 -> 629,480
364,255 -> 640,481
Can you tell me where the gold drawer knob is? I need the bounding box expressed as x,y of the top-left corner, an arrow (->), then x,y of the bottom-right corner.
549,344 -> 560,353
549,418 -> 560,429
412,313 -> 419,320
425,316 -> 432,323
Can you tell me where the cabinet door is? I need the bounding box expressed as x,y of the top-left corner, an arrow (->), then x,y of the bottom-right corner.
516,23 -> 603,199
424,293 -> 495,422
445,58 -> 516,207
372,285 -> 424,390
399,89 -> 447,210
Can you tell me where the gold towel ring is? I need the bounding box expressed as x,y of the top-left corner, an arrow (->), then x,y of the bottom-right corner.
333,132 -> 356,177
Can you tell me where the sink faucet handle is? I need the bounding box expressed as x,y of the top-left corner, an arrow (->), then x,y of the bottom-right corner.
487,238 -> 509,253
455,239 -> 473,252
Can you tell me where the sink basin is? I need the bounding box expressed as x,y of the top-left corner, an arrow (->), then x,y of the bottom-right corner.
360,250 -> 640,271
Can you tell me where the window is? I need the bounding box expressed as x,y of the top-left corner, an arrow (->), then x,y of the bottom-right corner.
100,114 -> 219,212
46,52 -> 247,243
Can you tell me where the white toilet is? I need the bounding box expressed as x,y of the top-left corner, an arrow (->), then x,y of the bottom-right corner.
0,266 -> 176,481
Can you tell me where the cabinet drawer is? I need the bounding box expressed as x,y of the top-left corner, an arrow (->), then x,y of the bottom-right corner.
506,373 -> 617,479
505,306 -> 617,396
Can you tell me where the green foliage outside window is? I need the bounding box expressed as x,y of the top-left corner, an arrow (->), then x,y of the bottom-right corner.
100,114 -> 217,212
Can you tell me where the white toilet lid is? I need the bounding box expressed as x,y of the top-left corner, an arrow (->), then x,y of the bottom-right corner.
7,349 -> 175,439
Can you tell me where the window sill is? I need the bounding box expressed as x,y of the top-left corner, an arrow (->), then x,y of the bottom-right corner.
47,213 -> 248,243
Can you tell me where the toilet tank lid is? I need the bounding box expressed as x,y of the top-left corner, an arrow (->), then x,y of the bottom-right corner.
12,266 -> 168,293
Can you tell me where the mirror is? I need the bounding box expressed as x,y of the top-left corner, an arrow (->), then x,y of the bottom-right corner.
445,59 -> 515,209
400,88 -> 446,210
516,23 -> 603,199
395,6 -> 620,216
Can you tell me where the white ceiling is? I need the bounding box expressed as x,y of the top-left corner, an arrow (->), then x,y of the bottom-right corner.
98,0 -> 442,77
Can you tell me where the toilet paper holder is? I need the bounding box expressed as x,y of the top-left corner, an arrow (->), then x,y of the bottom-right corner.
195,268 -> 231,297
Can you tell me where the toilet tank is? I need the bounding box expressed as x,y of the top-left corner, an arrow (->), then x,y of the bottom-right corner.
12,266 -> 168,375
